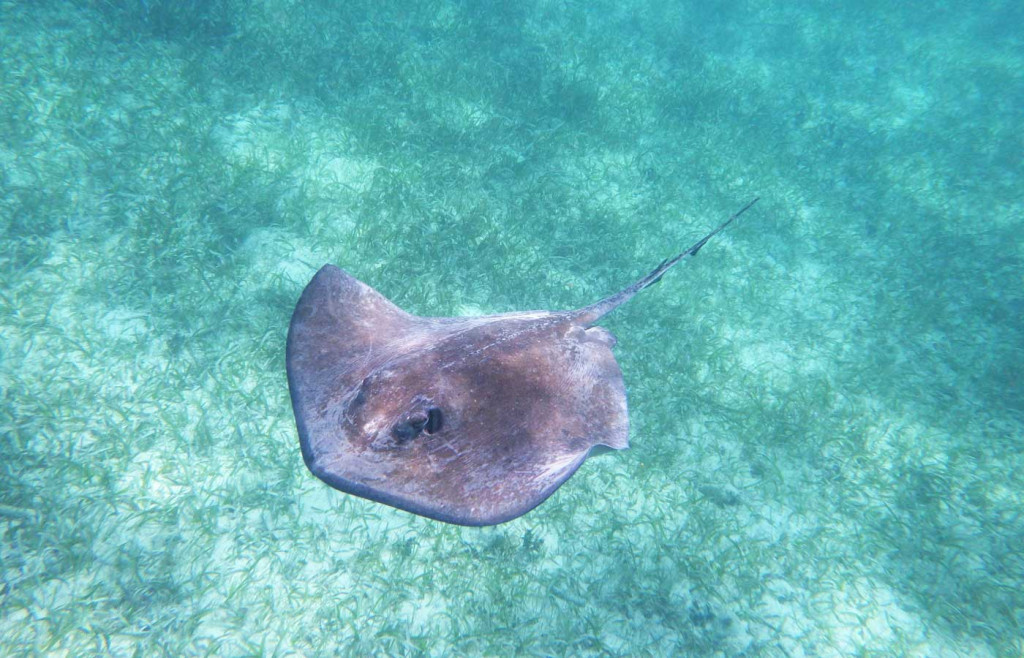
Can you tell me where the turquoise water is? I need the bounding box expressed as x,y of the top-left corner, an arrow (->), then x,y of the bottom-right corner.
2,0 -> 1021,654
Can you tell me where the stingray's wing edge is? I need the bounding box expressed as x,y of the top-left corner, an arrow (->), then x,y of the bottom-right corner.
306,447 -> 595,527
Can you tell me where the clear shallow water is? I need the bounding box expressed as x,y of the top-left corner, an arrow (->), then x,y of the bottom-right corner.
1,1 -> 1021,655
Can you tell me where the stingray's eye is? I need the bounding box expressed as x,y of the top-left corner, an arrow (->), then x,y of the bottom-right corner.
390,404 -> 443,443
391,419 -> 421,442
424,407 -> 443,434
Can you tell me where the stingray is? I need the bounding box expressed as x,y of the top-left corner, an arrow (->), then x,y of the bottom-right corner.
286,198 -> 758,526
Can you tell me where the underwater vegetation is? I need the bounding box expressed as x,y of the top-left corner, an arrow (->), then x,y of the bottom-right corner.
1,0 -> 1022,655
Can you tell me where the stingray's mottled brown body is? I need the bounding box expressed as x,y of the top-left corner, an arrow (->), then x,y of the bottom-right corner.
286,199 -> 757,525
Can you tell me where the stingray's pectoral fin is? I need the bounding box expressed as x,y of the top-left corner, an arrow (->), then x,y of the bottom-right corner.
595,424 -> 629,451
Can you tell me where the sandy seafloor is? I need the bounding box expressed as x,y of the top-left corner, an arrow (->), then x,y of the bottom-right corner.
1,0 -> 1022,655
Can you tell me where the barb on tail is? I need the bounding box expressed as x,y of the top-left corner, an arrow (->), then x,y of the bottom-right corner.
578,197 -> 760,324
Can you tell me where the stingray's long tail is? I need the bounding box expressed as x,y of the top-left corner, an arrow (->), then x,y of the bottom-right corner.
576,197 -> 759,325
